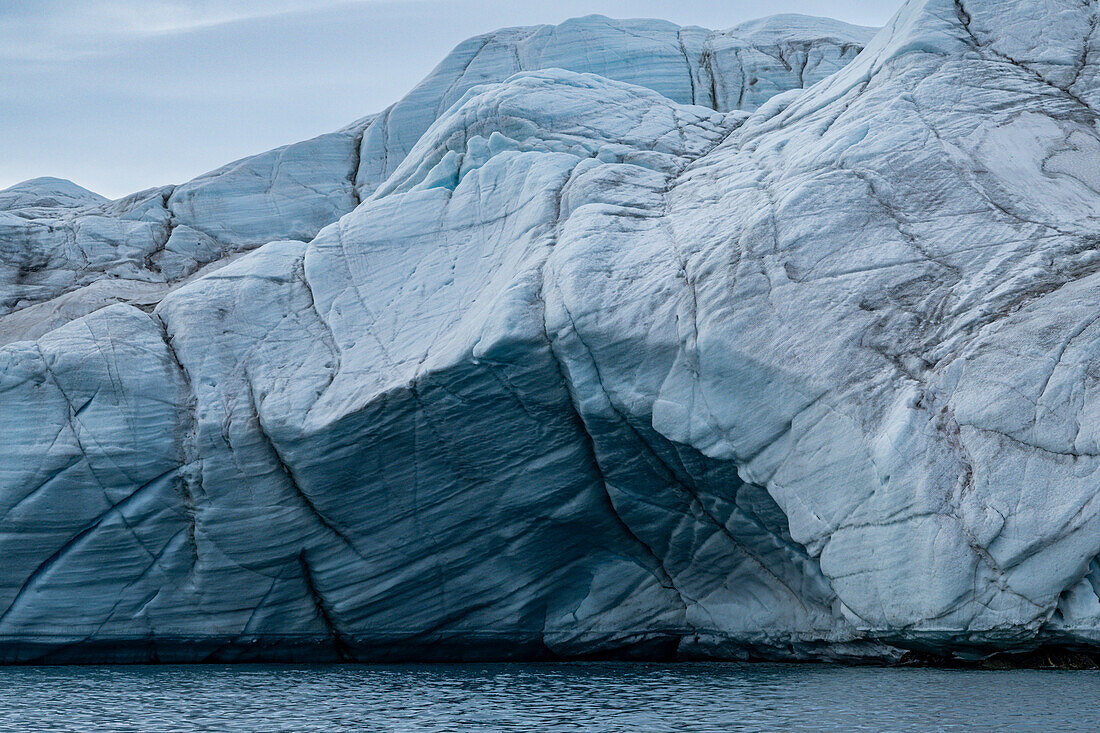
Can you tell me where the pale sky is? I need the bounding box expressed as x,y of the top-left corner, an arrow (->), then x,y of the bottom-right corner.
0,0 -> 901,198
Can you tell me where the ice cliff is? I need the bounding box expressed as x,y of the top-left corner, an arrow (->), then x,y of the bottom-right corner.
3,2 -> 1099,663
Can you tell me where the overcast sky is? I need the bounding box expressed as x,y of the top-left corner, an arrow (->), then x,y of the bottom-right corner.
0,0 -> 900,198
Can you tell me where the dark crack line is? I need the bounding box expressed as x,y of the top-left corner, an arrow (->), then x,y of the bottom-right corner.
349,124 -> 366,206
298,551 -> 353,660
955,0 -> 1099,119
0,466 -> 179,627
676,30 -> 697,106
243,375 -> 370,565
152,312 -> 201,565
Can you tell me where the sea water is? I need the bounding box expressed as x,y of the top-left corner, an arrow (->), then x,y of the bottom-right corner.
0,662 -> 1097,732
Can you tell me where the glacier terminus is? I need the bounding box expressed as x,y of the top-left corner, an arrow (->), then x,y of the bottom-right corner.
3,0 -> 1100,664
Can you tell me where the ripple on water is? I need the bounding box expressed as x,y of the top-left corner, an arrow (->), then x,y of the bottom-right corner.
0,663 -> 1098,732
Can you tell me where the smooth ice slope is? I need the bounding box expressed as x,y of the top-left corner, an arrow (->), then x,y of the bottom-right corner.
5,1 -> 1100,663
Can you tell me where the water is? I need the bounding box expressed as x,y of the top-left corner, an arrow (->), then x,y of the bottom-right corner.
0,663 -> 1097,732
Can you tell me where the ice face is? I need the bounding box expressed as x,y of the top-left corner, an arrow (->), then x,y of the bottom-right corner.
7,3 -> 1100,663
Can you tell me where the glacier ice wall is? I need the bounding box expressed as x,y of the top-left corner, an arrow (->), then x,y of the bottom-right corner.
3,2 -> 1100,663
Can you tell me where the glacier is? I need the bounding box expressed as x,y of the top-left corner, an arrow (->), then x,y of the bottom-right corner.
3,1 -> 1100,664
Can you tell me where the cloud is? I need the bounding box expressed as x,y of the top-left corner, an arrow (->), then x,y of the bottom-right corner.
0,0 -> 379,61
84,0 -> 378,34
